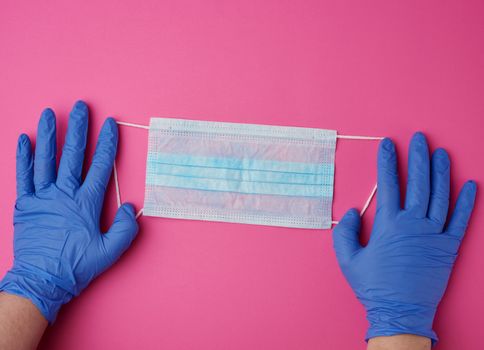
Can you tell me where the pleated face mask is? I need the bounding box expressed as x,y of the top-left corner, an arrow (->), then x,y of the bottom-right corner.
115,118 -> 382,229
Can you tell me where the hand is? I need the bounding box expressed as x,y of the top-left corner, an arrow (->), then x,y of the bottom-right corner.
0,101 -> 138,322
332,132 -> 477,343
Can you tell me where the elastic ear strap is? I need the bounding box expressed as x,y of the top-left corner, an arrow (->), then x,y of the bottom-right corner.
360,183 -> 378,216
113,159 -> 121,208
113,120 -> 150,220
331,133 -> 383,226
331,183 -> 377,225
116,121 -> 150,129
337,134 -> 384,140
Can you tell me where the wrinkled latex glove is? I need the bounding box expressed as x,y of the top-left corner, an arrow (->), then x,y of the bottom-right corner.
333,132 -> 477,344
0,101 -> 138,323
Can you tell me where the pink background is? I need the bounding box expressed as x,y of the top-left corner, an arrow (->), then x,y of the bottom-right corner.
1,1 -> 483,349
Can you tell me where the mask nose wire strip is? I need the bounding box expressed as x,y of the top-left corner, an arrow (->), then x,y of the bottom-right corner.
113,120 -> 150,221
114,120 -> 385,226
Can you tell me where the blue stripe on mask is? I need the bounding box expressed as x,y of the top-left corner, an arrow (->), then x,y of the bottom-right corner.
146,153 -> 334,197
147,153 -> 333,175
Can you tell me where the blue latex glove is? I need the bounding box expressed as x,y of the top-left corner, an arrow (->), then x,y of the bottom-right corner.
0,101 -> 138,322
333,132 -> 477,343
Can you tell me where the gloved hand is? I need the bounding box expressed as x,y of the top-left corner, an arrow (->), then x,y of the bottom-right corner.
333,132 -> 477,344
0,101 -> 138,323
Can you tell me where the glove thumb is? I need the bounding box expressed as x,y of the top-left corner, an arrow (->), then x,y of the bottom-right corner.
103,203 -> 139,264
332,208 -> 362,265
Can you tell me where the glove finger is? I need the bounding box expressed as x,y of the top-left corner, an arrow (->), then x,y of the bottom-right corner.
16,134 -> 34,197
445,180 -> 477,240
57,101 -> 88,194
404,132 -> 430,218
34,108 -> 57,192
333,208 -> 362,265
103,203 -> 139,265
81,118 -> 118,209
427,148 -> 450,228
377,138 -> 400,215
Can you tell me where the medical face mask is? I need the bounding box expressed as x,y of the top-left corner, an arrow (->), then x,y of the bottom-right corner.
114,118 -> 382,229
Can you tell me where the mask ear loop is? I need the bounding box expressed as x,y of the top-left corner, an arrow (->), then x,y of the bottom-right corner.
114,120 -> 150,220
113,159 -> 121,208
331,134 -> 384,226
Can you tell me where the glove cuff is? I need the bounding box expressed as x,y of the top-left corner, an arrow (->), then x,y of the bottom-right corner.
0,268 -> 73,323
364,300 -> 438,345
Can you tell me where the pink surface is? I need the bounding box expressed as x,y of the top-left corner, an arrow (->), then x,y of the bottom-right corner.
0,1 -> 483,349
